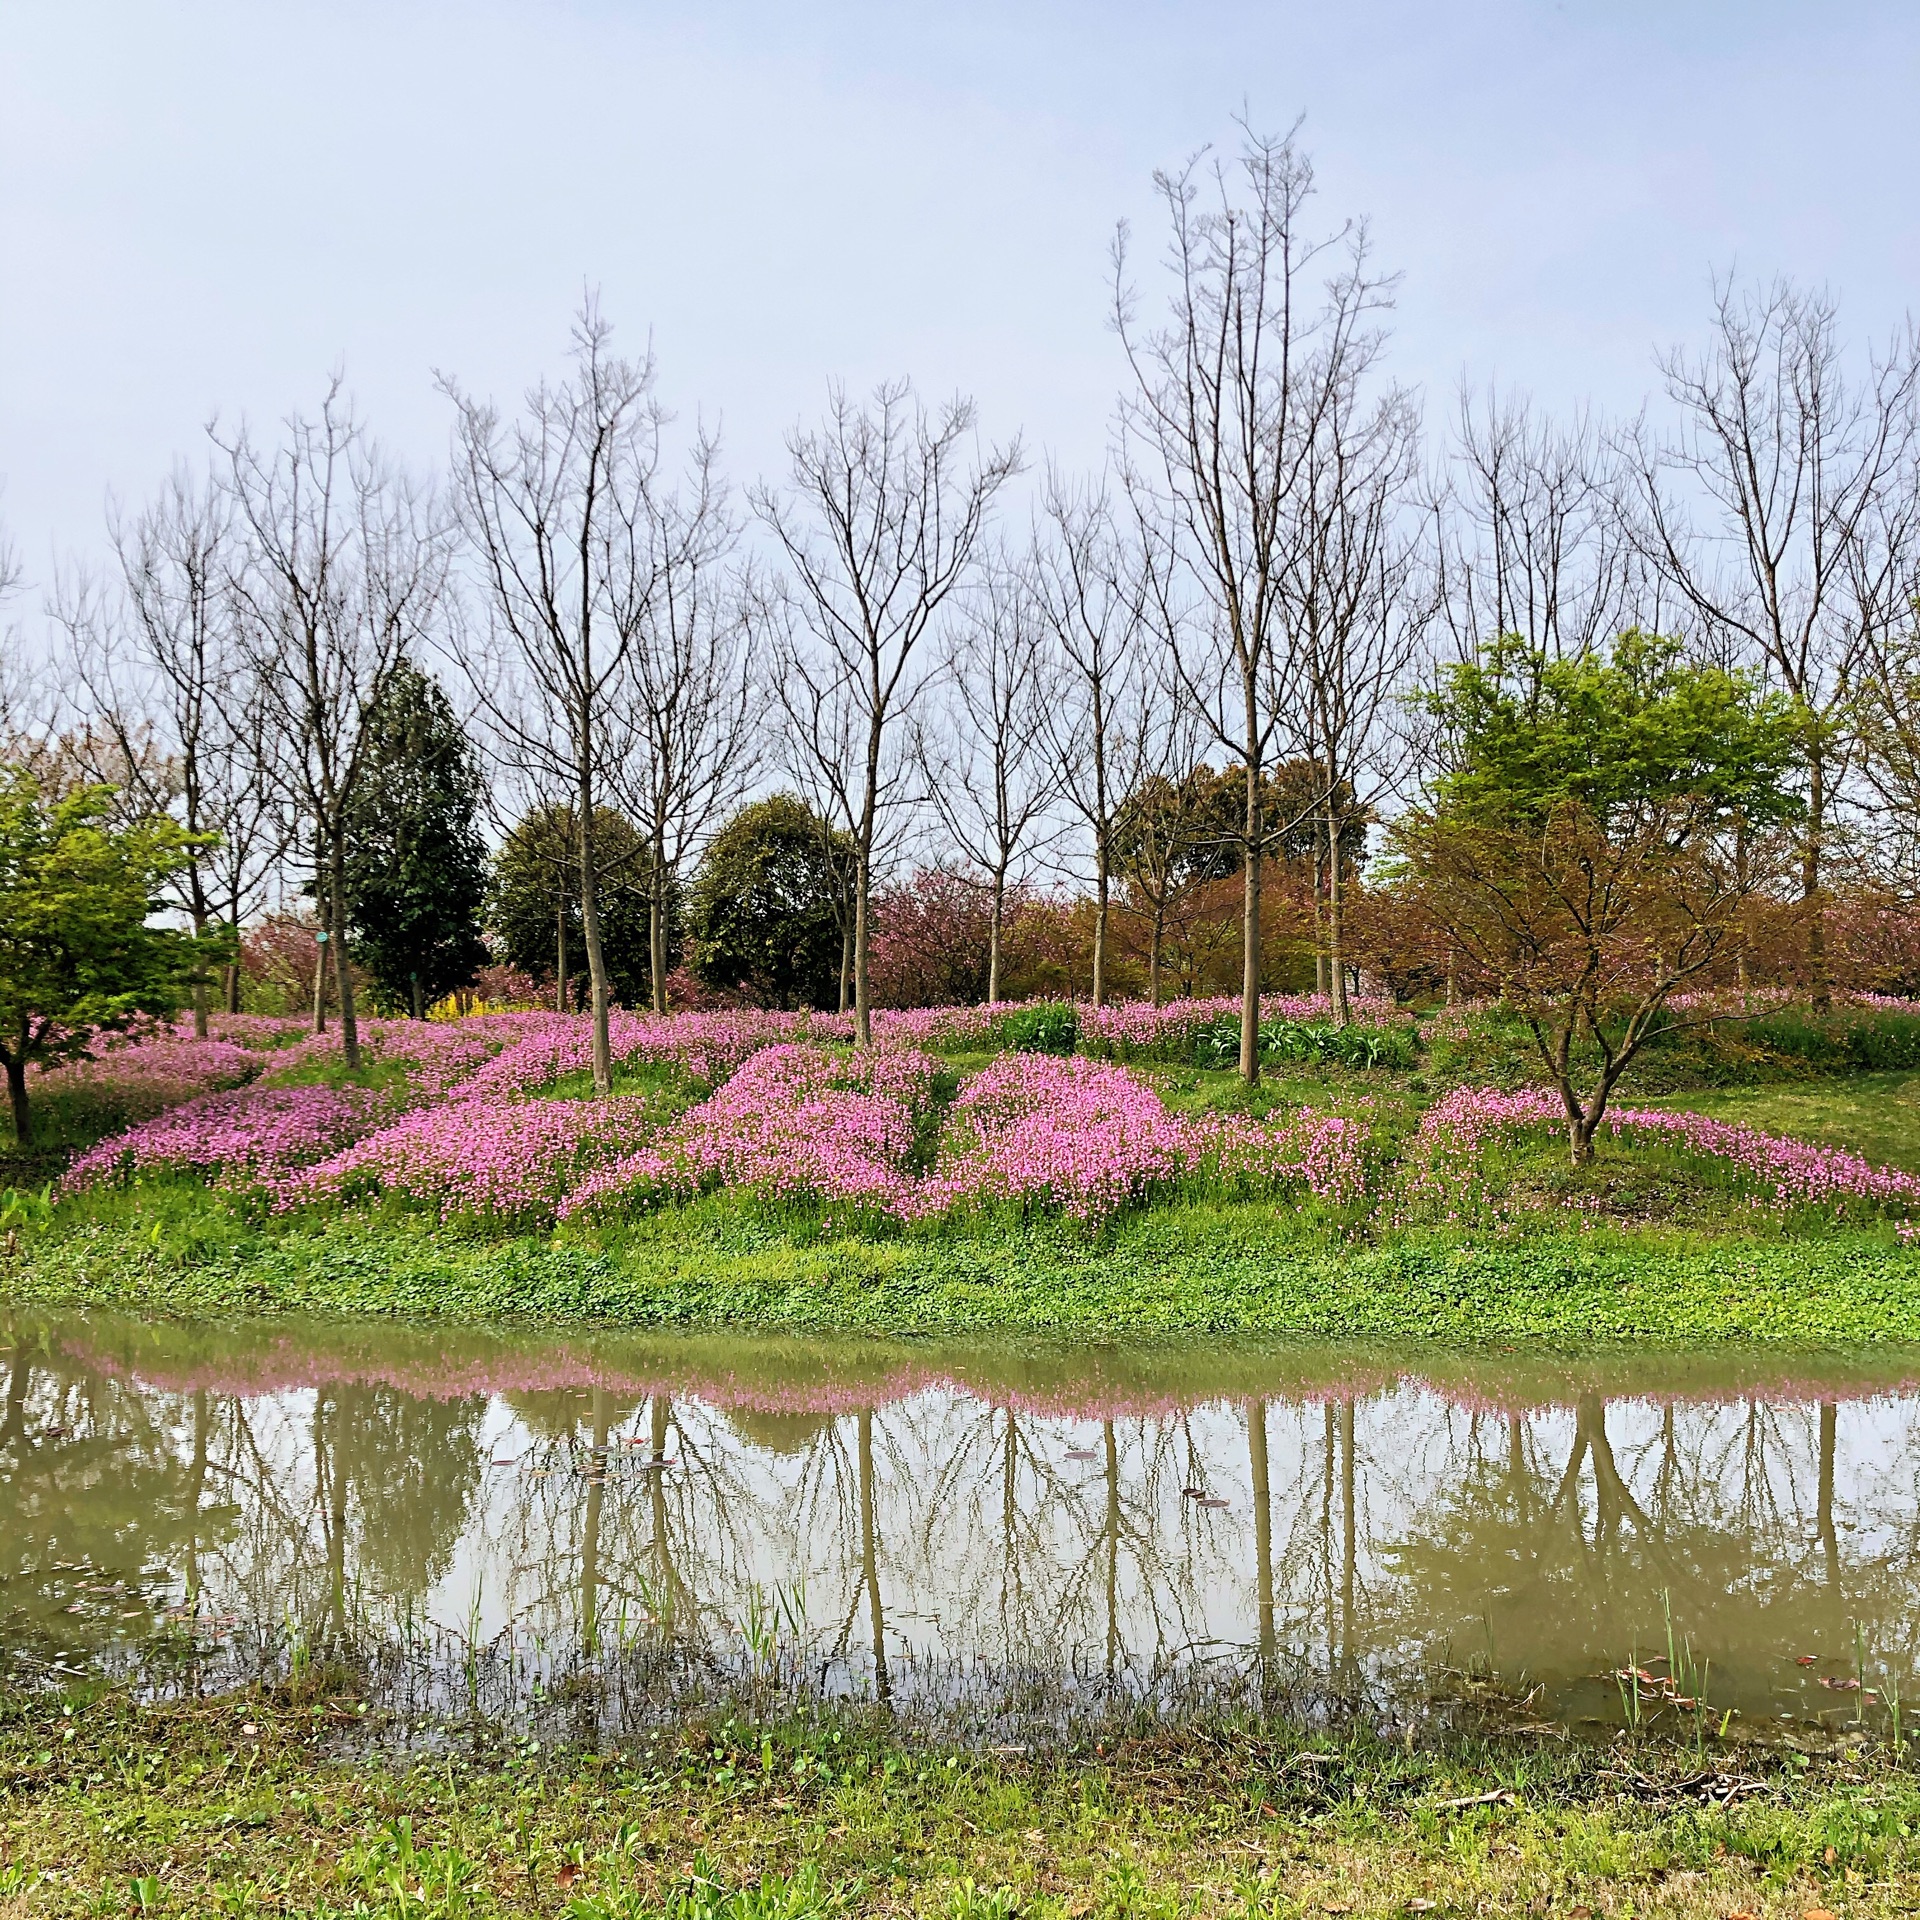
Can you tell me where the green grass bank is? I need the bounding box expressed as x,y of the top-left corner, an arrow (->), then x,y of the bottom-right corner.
2,1687 -> 1916,1919
12,1189 -> 1920,1343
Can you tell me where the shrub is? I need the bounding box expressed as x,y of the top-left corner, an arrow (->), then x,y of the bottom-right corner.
994,1002 -> 1079,1055
1192,1013 -> 1415,1073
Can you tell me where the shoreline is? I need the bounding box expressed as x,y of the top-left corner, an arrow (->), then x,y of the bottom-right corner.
11,1201 -> 1920,1344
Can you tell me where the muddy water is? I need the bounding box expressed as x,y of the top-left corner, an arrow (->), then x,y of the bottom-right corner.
3,1310 -> 1918,1732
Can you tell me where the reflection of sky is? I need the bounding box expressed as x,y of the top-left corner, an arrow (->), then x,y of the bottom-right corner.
98,1373 -> 1920,1718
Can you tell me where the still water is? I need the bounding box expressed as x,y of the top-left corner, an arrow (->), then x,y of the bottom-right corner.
4,1310 -> 1919,1733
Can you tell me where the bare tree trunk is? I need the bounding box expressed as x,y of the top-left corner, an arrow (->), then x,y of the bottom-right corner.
410,973 -> 424,1020
853,723 -> 881,1045
1806,741 -> 1828,1012
328,832 -> 360,1069
1327,807 -> 1349,1026
1313,844 -> 1327,997
1240,745 -> 1263,1086
649,843 -> 670,1015
190,909 -> 210,1040
838,918 -> 852,1015
5,1052 -> 29,1147
1149,898 -> 1166,1006
988,868 -> 1005,1004
311,910 -> 328,1034
576,772 -> 613,1094
1735,814 -> 1752,992
852,853 -> 873,1044
555,897 -> 568,1014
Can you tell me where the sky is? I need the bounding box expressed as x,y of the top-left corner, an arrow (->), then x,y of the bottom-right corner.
3,0 -> 1919,586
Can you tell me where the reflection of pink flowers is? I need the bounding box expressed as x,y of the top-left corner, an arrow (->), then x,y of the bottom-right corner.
63,1086 -> 389,1190
277,1094 -> 661,1222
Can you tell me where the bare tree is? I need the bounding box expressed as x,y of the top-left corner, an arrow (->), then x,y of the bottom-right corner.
1116,122 -> 1395,1081
1291,372 -> 1427,1022
917,550 -> 1062,1003
0,517 -> 54,778
218,382 -> 447,1069
768,607 -> 867,1014
1630,276 -> 1920,1008
614,438 -> 757,1011
54,468 -> 289,1033
441,301 -> 669,1091
1441,386 -> 1645,668
1033,476 -> 1153,1007
754,380 -> 1019,1043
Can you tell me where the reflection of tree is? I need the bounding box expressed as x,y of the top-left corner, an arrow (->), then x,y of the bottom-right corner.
0,1332 -> 235,1668
17,1307 -> 1920,1728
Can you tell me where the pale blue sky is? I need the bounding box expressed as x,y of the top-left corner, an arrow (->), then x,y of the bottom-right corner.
3,0 -> 1917,574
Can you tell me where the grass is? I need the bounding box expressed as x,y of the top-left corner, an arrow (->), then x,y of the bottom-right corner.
1647,1072 -> 1920,1173
2,1686 -> 1917,1918
12,1177 -> 1920,1342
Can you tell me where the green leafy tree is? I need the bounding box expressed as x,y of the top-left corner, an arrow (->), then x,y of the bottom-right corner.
1395,631 -> 1802,1161
340,661 -> 490,1017
0,769 -> 208,1142
489,803 -> 671,1011
687,795 -> 851,1009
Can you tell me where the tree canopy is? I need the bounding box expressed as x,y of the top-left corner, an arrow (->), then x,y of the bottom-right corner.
0,768 -> 208,1142
488,804 -> 670,1011
686,795 -> 852,1010
1396,632 -> 1804,1160
340,660 -> 490,1017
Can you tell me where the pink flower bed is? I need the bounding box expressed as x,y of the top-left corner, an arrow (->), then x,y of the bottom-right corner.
917,1053 -> 1370,1221
564,1044 -> 1372,1227
460,1008 -> 832,1100
63,1085 -> 390,1191
263,1017 -> 525,1098
32,1035 -> 264,1117
1411,1084 -> 1920,1218
562,1043 -> 938,1219
278,1093 -> 662,1222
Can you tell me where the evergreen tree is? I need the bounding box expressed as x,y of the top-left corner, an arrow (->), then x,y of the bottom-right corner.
340,661 -> 490,1017
687,795 -> 851,1009
489,804 -> 673,1010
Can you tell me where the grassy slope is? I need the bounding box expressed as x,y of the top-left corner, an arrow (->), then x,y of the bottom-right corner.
1647,1070 -> 1920,1172
2,1691 -> 1916,1920
12,1184 -> 1920,1342
13,1052 -> 1920,1343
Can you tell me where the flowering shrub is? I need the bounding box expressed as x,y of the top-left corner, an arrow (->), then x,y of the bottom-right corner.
1408,1083 -> 1920,1220
562,1044 -> 938,1220
63,1085 -> 390,1191
279,1094 -> 662,1222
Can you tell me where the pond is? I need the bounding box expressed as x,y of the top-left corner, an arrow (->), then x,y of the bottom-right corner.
3,1308 -> 1918,1741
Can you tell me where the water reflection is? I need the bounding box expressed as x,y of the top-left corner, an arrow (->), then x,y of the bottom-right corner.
4,1311 -> 1919,1728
